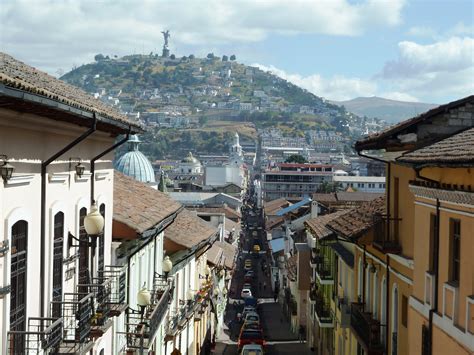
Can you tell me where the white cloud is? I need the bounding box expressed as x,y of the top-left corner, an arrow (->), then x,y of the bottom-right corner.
252,64 -> 378,101
0,0 -> 405,73
379,91 -> 420,102
407,26 -> 436,38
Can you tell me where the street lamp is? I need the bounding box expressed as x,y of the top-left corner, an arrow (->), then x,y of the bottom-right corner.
84,202 -> 104,236
163,256 -> 173,278
0,155 -> 14,182
137,285 -> 151,321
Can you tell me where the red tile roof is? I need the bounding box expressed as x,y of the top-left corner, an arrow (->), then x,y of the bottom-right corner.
326,196 -> 386,239
397,127 -> 474,167
0,52 -> 142,134
113,171 -> 181,234
305,211 -> 349,239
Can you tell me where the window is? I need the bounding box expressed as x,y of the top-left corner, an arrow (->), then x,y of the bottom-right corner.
450,219 -> 461,283
78,207 -> 89,291
10,220 -> 28,353
429,214 -> 438,272
52,212 -> 64,318
401,295 -> 408,327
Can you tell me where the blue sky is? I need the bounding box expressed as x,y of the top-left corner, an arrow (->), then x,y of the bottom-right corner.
1,0 -> 473,104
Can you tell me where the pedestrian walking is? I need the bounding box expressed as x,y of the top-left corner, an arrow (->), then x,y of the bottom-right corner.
298,325 -> 305,343
263,281 -> 267,290
273,291 -> 278,302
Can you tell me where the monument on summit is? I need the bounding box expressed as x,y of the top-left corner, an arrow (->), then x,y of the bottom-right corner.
161,30 -> 170,57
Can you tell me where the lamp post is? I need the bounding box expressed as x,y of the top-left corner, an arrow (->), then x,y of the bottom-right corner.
84,202 -> 104,278
137,285 -> 151,322
163,256 -> 173,279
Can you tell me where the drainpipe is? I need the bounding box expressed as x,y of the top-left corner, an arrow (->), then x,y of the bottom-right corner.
386,254 -> 390,355
362,244 -> 366,306
428,198 -> 440,355
89,131 -> 130,279
40,117 -> 97,318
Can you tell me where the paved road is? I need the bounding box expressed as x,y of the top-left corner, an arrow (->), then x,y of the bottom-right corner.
215,203 -> 313,355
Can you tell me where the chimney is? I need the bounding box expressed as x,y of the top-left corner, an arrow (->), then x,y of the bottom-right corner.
311,201 -> 319,219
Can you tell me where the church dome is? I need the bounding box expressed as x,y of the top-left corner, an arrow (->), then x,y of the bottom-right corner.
181,152 -> 200,165
115,135 -> 156,183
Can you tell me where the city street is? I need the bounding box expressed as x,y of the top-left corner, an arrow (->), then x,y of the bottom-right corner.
214,201 -> 312,355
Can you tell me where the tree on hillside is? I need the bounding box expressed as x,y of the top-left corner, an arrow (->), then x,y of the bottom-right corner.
230,54 -> 236,61
207,53 -> 214,59
285,155 -> 307,164
222,55 -> 229,61
170,54 -> 176,60
94,54 -> 105,62
189,54 -> 195,59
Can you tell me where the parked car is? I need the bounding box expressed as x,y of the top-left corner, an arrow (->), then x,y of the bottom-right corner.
241,344 -> 264,355
244,311 -> 260,323
241,288 -> 253,299
238,330 -> 265,350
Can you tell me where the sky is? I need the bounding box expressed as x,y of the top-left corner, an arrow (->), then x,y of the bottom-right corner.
1,0 -> 473,104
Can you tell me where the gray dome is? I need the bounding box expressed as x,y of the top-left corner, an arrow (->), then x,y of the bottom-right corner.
115,135 -> 156,183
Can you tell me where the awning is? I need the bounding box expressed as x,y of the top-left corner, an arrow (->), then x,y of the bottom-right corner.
269,238 -> 285,253
275,197 -> 311,216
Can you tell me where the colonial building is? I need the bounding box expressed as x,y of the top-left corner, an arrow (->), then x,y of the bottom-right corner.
0,52 -> 141,354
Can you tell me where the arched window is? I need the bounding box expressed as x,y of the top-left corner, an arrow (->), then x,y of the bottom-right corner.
78,207 -> 89,290
10,220 -> 28,353
52,212 -> 64,318
373,271 -> 379,319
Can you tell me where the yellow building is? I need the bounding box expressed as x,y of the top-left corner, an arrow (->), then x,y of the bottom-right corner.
354,95 -> 474,355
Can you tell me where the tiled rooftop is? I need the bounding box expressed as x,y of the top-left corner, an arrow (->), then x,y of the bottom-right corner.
305,210 -> 348,239
165,209 -> 217,249
326,196 -> 386,239
397,127 -> 474,167
0,52 -> 142,133
113,171 -> 181,234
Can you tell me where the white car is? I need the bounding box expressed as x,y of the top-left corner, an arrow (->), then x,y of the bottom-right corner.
241,344 -> 264,354
241,288 -> 253,298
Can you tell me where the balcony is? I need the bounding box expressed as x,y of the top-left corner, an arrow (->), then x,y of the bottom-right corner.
373,214 -> 401,254
52,292 -> 95,354
314,295 -> 334,328
350,302 -> 384,355
124,277 -> 173,351
315,259 -> 333,285
99,265 -> 127,316
7,317 -> 63,354
309,285 -> 317,303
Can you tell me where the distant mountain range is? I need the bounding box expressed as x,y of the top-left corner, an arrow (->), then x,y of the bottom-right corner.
331,96 -> 439,123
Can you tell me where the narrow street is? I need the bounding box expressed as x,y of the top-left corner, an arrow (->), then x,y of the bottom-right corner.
214,200 -> 312,355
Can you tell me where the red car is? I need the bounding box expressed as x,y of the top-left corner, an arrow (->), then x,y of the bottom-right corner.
238,329 -> 265,350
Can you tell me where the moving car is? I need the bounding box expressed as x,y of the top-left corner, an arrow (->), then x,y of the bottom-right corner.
238,330 -> 265,350
244,259 -> 252,270
241,344 -> 264,355
242,306 -> 257,318
244,311 -> 260,323
241,288 -> 252,299
253,244 -> 260,253
244,271 -> 255,282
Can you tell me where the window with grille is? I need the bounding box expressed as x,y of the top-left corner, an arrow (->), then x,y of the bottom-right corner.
450,219 -> 461,283
10,220 -> 28,353
78,207 -> 89,291
52,212 -> 64,318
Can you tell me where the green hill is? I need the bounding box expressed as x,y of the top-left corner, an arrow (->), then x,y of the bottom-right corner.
61,54 -> 354,159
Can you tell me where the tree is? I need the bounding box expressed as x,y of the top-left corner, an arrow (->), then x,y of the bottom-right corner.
170,54 -> 176,60
285,155 -> 307,164
230,54 -> 236,61
189,54 -> 195,59
181,56 -> 187,61
94,54 -> 105,62
207,53 -> 214,59
222,55 -> 228,61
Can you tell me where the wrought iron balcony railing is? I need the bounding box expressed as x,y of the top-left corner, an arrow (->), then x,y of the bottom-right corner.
313,294 -> 334,327
350,302 -> 384,354
373,214 -> 401,254
51,292 -> 94,354
7,317 -> 63,355
315,259 -> 333,282
99,265 -> 127,316
124,279 -> 173,351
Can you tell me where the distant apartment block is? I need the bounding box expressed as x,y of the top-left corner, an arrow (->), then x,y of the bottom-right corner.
262,163 -> 333,200
333,175 -> 386,193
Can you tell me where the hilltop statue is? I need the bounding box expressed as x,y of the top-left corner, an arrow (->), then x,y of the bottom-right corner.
161,30 -> 170,47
